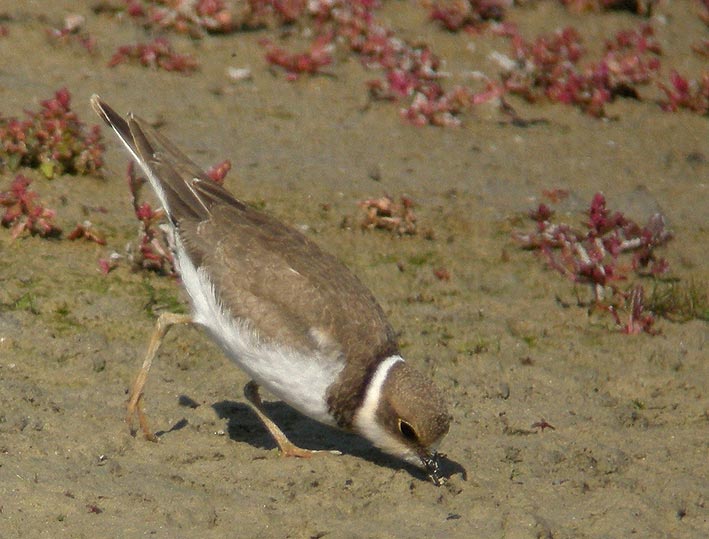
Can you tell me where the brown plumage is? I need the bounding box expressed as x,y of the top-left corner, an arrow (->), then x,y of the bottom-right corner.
92,96 -> 450,483
92,96 -> 398,425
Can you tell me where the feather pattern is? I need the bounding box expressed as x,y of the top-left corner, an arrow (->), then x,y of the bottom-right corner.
91,95 -> 399,425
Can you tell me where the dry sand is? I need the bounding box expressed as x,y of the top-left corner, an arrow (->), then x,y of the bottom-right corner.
0,1 -> 707,538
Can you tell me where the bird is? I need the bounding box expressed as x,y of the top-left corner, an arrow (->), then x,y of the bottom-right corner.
90,95 -> 450,484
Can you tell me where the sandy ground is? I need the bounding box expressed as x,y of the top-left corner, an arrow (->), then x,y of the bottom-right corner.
0,1 -> 707,538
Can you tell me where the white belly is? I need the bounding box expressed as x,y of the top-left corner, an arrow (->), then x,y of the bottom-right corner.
174,239 -> 344,425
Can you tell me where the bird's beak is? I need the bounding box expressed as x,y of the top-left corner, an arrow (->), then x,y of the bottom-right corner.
420,450 -> 444,486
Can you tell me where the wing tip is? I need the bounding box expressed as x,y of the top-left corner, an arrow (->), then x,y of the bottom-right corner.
90,94 -> 134,139
90,94 -> 109,124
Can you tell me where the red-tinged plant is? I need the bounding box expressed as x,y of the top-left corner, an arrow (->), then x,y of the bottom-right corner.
46,15 -> 97,54
607,285 -> 659,335
359,194 -> 417,236
606,24 -> 661,55
47,26 -> 97,54
499,24 -> 662,117
400,87 -> 473,127
122,153 -> 231,275
353,10 -> 481,125
558,0 -> 656,13
366,43 -> 448,102
502,27 -> 585,101
109,1 -> 472,125
251,1 -> 480,125
0,174 -> 62,238
98,252 -> 122,275
67,220 -> 107,245
121,0 -> 235,36
429,0 -> 509,32
658,70 -> 709,115
434,267 -> 451,281
0,88 -> 104,178
125,162 -> 177,275
513,192 -> 672,334
592,24 -> 661,99
108,37 -> 199,74
513,193 -> 672,302
261,32 -> 333,79
531,419 -> 555,432
119,0 -> 313,35
247,0 -> 308,25
206,159 -> 231,184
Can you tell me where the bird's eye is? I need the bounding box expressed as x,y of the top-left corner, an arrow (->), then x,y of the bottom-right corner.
398,419 -> 418,442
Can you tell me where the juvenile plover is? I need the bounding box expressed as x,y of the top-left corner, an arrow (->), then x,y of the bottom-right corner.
91,96 -> 450,484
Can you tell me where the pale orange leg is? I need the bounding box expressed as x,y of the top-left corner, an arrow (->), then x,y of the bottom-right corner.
243,381 -> 341,458
127,312 -> 193,441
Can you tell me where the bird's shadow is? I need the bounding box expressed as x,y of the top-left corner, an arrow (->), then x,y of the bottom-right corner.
202,397 -> 467,484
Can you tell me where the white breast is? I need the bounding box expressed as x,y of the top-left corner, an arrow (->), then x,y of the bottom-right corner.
173,237 -> 344,425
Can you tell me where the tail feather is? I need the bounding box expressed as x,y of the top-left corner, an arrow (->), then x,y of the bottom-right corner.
90,94 -> 242,224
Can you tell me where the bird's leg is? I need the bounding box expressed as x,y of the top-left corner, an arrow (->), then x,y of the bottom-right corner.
243,381 -> 341,458
127,312 -> 193,442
